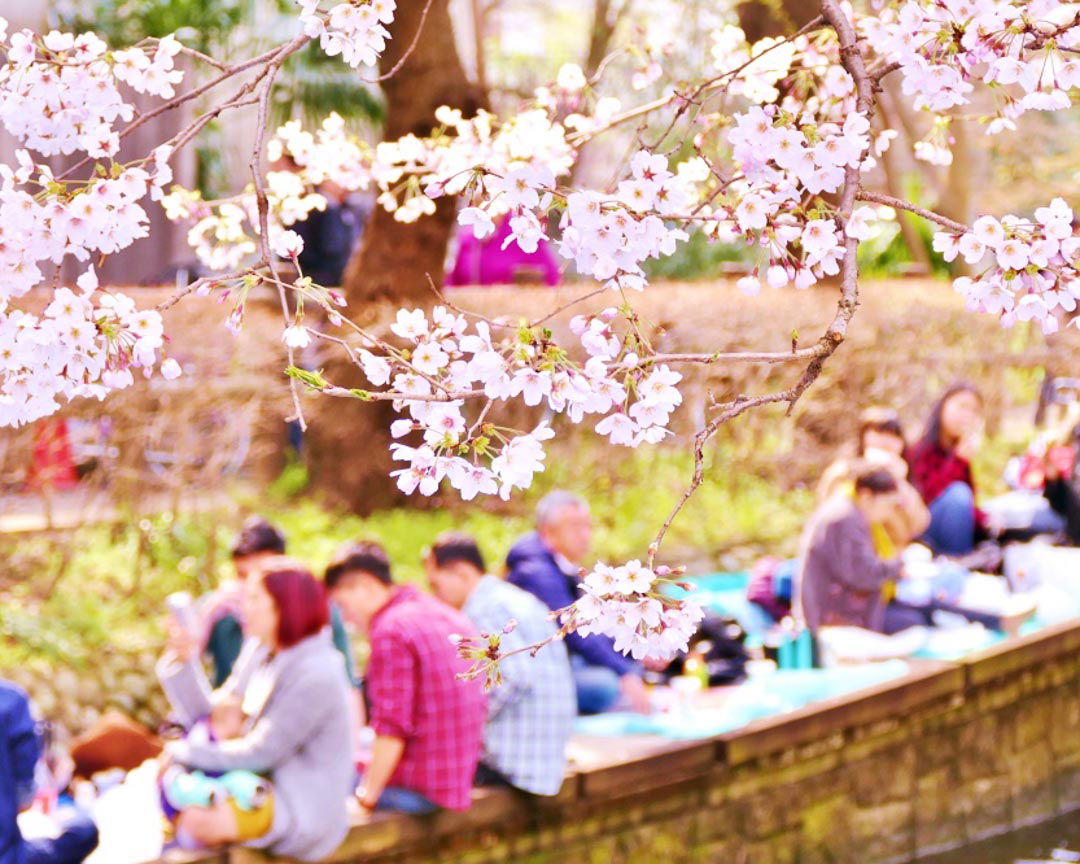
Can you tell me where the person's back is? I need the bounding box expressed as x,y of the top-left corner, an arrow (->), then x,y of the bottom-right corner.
367,587 -> 486,810
1,681 -> 38,864
464,576 -> 575,795
0,683 -> 98,864
797,493 -> 901,632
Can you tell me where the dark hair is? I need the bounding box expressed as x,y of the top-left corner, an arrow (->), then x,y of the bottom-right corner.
324,540 -> 393,589
429,532 -> 486,573
920,383 -> 982,450
857,407 -> 905,456
258,559 -> 329,649
231,517 -> 286,559
854,467 -> 899,496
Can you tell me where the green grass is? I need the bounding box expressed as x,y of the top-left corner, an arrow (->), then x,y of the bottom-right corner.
0,424 -> 1038,672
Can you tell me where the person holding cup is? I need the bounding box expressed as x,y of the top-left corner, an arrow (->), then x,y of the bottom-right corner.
907,384 -> 997,556
817,407 -> 929,557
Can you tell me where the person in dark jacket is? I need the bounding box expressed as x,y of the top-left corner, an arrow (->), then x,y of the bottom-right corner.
292,180 -> 367,287
505,491 -> 650,714
1,681 -> 98,864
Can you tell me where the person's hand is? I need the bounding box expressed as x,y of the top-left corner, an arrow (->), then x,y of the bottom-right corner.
355,786 -> 378,812
986,512 -> 1006,539
163,618 -> 198,665
620,674 -> 651,714
955,430 -> 982,463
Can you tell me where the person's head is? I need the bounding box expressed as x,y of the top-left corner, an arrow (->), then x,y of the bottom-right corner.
242,555 -> 329,652
424,532 -> 486,610
923,384 -> 983,449
857,407 -> 906,457
536,490 -> 591,564
231,517 -> 287,581
323,541 -> 394,633
852,466 -> 900,524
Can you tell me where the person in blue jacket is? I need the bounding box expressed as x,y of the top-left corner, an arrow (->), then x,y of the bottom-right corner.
505,491 -> 650,715
1,681 -> 98,864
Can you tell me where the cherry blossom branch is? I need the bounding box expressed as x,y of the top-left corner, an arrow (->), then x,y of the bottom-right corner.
567,15 -> 824,147
152,271 -> 249,312
647,0 -> 877,564
57,42 -> 305,182
856,189 -> 968,234
529,285 -> 610,328
359,0 -> 438,83
248,39 -> 308,429
650,345 -> 829,365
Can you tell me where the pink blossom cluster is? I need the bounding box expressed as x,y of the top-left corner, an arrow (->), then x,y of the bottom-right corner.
934,198 -> 1080,335
721,106 -> 871,293
0,268 -> 173,427
566,561 -> 705,661
0,23 -> 183,158
874,0 -> 1080,130
322,303 -> 685,501
298,0 -> 395,69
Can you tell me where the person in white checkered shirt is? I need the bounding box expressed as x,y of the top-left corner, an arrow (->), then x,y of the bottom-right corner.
424,533 -> 576,797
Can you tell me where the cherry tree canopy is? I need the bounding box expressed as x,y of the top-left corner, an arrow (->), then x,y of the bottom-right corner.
2,0 -> 1079,662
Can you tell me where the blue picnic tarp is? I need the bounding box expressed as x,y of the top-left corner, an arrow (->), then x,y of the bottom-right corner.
574,660 -> 910,740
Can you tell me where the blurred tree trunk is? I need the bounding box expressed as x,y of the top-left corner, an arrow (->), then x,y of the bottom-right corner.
937,116 -> 974,275
873,107 -> 931,273
735,0 -> 819,42
310,0 -> 481,514
340,0 -> 482,307
584,0 -> 630,77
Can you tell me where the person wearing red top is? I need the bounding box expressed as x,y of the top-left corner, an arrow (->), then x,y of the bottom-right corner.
325,541 -> 486,814
907,384 -> 994,555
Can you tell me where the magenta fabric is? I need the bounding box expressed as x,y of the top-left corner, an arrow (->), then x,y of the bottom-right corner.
446,218 -> 561,287
365,586 -> 487,811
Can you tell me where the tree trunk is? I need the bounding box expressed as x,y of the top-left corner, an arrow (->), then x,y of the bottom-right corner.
308,0 -> 481,514
340,0 -> 482,307
937,115 -> 974,275
735,0 -> 820,42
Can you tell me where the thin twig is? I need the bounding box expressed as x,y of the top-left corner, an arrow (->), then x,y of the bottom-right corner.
856,189 -> 968,234
359,0 -> 438,83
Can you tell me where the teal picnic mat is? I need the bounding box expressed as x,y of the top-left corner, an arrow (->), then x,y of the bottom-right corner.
574,660 -> 910,740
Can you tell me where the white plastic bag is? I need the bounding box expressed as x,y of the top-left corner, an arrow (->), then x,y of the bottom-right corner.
85,759 -> 164,864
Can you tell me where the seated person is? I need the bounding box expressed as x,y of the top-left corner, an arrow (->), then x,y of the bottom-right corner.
797,467 -> 926,635
1,680 -> 99,864
159,695 -> 270,850
818,407 -> 930,554
325,542 -> 486,814
506,491 -> 650,715
200,517 -> 358,691
159,559 -> 354,862
424,533 -> 575,797
1043,419 -> 1080,546
907,385 -> 999,556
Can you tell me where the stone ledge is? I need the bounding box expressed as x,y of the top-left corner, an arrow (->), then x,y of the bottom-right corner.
961,619 -> 1080,687
717,661 -> 964,766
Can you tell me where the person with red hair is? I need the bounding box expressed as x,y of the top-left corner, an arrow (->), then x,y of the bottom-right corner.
157,558 -> 353,861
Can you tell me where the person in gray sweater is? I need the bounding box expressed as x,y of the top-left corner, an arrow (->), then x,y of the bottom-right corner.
796,467 -> 922,634
157,557 -> 354,861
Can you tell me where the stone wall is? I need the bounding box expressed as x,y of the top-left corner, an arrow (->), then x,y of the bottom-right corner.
166,618 -> 1080,864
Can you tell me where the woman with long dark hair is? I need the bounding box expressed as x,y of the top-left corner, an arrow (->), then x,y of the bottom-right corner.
907,384 -> 991,555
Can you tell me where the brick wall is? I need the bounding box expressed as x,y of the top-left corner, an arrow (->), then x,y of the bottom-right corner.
168,619 -> 1080,864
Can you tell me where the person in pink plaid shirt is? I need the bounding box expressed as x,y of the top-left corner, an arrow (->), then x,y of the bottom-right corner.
325,541 -> 486,814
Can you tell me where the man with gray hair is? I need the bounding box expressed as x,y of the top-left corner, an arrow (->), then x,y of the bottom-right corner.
506,491 -> 650,714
